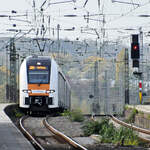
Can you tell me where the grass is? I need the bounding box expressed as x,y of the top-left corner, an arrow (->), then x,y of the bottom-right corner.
147,114 -> 150,120
125,108 -> 138,123
61,109 -> 84,122
82,120 -> 102,136
82,118 -> 147,146
124,105 -> 129,110
13,107 -> 24,118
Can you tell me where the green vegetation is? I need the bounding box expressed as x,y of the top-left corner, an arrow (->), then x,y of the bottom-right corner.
61,109 -> 84,122
61,110 -> 71,117
82,118 -> 146,146
125,108 -> 138,123
13,107 -> 24,118
147,114 -> 150,120
69,109 -> 84,122
124,105 -> 129,110
82,120 -> 102,136
138,111 -> 144,116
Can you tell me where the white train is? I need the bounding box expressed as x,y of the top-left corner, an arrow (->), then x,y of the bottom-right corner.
19,55 -> 71,113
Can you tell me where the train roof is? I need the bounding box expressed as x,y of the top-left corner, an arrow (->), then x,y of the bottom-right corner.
26,55 -> 52,61
25,56 -> 52,66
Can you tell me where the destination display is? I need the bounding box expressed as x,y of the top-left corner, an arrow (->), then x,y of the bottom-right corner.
29,66 -> 47,70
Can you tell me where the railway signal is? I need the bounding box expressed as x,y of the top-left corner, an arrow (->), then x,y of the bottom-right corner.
132,59 -> 139,68
131,34 -> 140,59
131,43 -> 140,59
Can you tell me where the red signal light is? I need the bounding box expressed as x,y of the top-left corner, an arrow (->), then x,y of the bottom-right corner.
133,45 -> 138,50
131,34 -> 140,59
131,43 -> 139,59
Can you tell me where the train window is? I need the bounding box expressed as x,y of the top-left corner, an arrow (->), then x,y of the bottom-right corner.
28,70 -> 49,84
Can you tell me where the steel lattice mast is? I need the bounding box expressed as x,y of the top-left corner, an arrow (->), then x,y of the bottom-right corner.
9,38 -> 17,102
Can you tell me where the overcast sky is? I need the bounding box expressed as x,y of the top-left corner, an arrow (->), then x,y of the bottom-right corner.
0,0 -> 150,45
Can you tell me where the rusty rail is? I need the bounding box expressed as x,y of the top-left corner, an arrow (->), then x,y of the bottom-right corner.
111,115 -> 150,142
43,117 -> 88,150
19,116 -> 45,150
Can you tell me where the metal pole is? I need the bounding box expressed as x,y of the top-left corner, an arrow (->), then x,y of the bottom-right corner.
139,27 -> 143,104
125,48 -> 129,104
93,61 -> 100,115
104,70 -> 108,114
6,46 -> 9,101
57,24 -> 60,64
9,38 -> 17,102
17,54 -> 19,103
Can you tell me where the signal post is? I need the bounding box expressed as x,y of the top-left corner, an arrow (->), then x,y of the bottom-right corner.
131,34 -> 143,104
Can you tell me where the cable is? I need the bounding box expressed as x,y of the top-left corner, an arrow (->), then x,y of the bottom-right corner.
107,1 -> 150,23
0,28 -> 34,50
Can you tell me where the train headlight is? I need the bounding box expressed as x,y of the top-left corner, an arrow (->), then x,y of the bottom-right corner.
22,89 -> 32,93
46,89 -> 55,93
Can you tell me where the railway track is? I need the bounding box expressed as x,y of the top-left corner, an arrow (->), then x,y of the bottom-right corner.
19,116 -> 87,150
111,115 -> 150,143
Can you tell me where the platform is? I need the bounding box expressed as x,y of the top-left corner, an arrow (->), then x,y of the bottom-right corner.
127,104 -> 150,114
0,103 -> 35,150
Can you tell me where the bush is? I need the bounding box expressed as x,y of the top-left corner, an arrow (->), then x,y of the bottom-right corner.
61,109 -> 84,122
125,108 -> 138,123
82,118 -> 110,136
69,109 -> 84,122
82,118 -> 144,146
82,120 -> 102,136
61,110 -> 71,117
112,127 -> 139,146
100,122 -> 117,143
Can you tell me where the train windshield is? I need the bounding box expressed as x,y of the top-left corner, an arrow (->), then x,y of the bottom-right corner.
28,67 -> 49,84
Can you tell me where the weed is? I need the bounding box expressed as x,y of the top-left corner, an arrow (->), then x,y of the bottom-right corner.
147,114 -> 150,120
69,109 -> 84,122
125,108 -> 138,123
138,111 -> 144,116
113,127 -> 139,146
61,109 -> 84,122
82,118 -> 145,146
61,110 -> 71,117
82,120 -> 102,136
124,105 -> 129,110
14,108 -> 24,118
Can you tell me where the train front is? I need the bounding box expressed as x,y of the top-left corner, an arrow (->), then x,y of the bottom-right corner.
19,56 -> 56,113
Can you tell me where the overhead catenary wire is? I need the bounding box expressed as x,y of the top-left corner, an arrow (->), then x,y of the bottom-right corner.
0,28 -> 34,50
107,1 -> 150,23
1,0 -> 150,42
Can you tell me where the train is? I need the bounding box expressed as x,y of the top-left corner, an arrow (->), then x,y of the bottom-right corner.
19,55 -> 71,113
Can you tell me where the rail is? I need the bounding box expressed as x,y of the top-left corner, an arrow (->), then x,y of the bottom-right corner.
111,115 -> 150,142
20,115 -> 88,150
19,116 -> 45,150
43,117 -> 88,150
